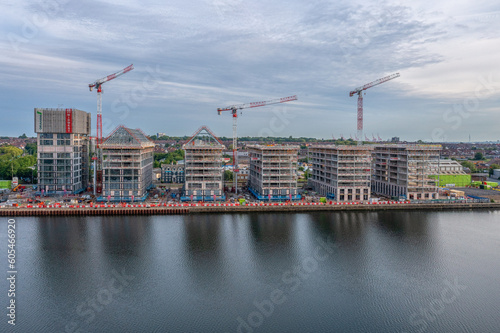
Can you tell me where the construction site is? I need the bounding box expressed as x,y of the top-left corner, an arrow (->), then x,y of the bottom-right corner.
308,145 -> 373,201
181,126 -> 225,202
15,66 -> 497,209
100,126 -> 154,202
371,144 -> 442,200
247,144 -> 300,201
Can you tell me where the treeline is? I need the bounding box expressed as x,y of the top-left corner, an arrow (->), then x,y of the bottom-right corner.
149,134 -> 363,143
0,145 -> 37,181
153,149 -> 185,168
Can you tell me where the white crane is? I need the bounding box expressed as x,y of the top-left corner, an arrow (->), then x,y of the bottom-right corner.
217,95 -> 298,194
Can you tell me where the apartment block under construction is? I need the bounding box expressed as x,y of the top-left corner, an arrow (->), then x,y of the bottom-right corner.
34,108 -> 91,195
182,126 -> 225,201
372,144 -> 442,200
308,145 -> 373,201
100,126 -> 154,202
248,145 -> 300,200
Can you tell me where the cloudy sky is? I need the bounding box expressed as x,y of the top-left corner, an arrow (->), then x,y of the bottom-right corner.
1,0 -> 499,141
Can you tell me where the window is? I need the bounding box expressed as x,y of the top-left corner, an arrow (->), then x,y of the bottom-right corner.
40,133 -> 53,139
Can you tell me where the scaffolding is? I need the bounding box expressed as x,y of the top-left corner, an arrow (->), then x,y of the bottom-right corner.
35,108 -> 91,195
182,126 -> 226,201
98,126 -> 154,202
308,145 -> 373,201
371,144 -> 442,200
248,145 -> 300,201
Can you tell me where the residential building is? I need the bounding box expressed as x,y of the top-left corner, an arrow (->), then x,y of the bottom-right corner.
308,145 -> 373,201
161,163 -> 185,183
100,126 -> 154,202
237,168 -> 249,188
248,145 -> 300,200
182,126 -> 225,201
372,144 -> 442,200
34,108 -> 91,194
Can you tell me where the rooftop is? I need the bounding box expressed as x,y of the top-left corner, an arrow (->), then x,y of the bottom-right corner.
101,126 -> 154,148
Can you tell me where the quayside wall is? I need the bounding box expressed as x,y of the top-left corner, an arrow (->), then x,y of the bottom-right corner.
1,202 -> 500,217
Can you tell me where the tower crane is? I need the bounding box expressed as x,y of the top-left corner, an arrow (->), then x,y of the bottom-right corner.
88,64 -> 134,194
89,64 -> 134,145
217,95 -> 297,194
349,73 -> 400,145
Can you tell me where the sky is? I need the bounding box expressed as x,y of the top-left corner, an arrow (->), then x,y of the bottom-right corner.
1,0 -> 499,142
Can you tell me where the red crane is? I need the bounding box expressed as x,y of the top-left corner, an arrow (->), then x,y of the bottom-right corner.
349,73 -> 400,145
89,64 -> 134,145
88,64 -> 134,194
217,95 -> 297,194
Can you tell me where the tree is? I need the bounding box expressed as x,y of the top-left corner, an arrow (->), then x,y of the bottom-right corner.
224,170 -> 233,181
25,142 -> 37,155
474,152 -> 483,160
18,133 -> 28,139
460,161 -> 477,173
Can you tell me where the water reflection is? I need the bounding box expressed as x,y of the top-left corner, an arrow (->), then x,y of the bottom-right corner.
37,216 -> 88,253
100,216 -> 151,257
182,214 -> 227,290
248,213 -> 296,245
375,211 -> 432,237
309,211 -> 368,244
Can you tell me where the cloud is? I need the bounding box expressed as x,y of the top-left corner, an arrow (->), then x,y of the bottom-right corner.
0,0 -> 499,141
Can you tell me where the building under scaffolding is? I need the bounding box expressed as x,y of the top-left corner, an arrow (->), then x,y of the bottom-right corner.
34,108 -> 91,195
99,126 -> 154,202
308,145 -> 373,201
248,145 -> 300,201
372,144 -> 442,200
182,126 -> 225,201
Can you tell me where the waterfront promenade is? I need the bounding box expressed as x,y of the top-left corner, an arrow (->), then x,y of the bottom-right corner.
1,201 -> 499,216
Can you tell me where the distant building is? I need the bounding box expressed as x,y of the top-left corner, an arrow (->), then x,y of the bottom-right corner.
308,145 -> 373,201
372,144 -> 441,200
161,163 -> 185,183
248,145 -> 300,200
428,159 -> 471,187
34,108 -> 91,195
153,168 -> 162,182
391,137 -> 400,143
182,126 -> 225,201
100,126 -> 154,202
237,168 -> 249,188
157,132 -> 166,138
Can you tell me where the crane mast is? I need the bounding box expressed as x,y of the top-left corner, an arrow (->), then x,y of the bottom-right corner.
349,73 -> 400,145
88,64 -> 134,195
217,95 -> 297,194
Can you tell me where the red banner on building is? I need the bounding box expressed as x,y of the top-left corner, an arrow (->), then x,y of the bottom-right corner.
65,109 -> 72,133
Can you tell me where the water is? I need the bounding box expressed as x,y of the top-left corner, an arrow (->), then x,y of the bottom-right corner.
1,211 -> 500,332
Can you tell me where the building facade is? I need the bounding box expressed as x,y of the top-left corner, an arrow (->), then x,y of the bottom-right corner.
308,145 -> 373,201
182,126 -> 225,201
34,108 -> 91,194
161,163 -> 185,183
372,144 -> 442,200
248,145 -> 299,200
100,126 -> 154,202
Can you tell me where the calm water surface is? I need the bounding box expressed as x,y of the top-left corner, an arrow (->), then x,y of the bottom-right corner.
1,211 -> 500,332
